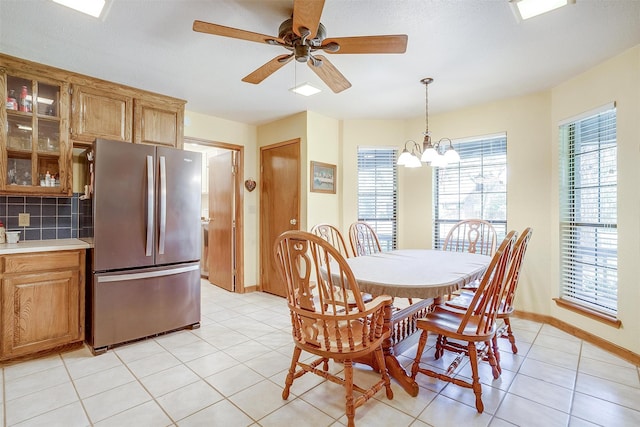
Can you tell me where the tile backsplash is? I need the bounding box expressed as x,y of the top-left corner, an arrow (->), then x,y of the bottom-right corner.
0,193 -> 81,241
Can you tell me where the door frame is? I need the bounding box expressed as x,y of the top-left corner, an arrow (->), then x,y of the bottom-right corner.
183,137 -> 245,293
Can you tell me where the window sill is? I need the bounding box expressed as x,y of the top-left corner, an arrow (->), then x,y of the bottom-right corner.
553,298 -> 622,328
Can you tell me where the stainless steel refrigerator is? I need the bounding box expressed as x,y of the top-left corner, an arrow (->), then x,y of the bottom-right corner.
81,138 -> 202,354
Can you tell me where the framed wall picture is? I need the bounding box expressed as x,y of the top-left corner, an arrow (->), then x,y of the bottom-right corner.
310,161 -> 336,194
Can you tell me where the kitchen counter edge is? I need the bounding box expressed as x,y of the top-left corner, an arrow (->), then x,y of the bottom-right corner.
0,239 -> 92,255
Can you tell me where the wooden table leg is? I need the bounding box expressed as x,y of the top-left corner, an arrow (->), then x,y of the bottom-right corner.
355,299 -> 431,397
382,302 -> 420,396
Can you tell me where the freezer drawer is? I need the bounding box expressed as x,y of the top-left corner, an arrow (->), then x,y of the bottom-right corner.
88,263 -> 201,352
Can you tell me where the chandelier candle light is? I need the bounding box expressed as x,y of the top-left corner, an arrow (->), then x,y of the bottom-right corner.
397,78 -> 460,168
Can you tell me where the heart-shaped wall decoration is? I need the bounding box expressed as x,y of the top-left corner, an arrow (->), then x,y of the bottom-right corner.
244,178 -> 256,192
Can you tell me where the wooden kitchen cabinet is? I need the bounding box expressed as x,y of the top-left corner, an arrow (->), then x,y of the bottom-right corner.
2,53 -> 186,195
0,250 -> 85,361
71,84 -> 133,143
134,97 -> 184,148
0,64 -> 72,195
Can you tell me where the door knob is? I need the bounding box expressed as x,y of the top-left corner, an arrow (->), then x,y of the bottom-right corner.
290,219 -> 297,225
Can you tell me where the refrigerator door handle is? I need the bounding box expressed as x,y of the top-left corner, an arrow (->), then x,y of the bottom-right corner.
159,155 -> 167,254
146,155 -> 154,257
96,264 -> 200,283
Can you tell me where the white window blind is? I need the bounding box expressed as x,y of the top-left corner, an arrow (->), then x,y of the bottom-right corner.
357,147 -> 397,251
433,135 -> 508,248
559,105 -> 617,316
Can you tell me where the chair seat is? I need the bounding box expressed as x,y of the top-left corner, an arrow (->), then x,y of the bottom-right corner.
417,306 -> 496,342
298,317 -> 389,356
445,293 -> 513,317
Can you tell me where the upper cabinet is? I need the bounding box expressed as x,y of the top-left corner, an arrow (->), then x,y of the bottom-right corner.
1,54 -> 186,195
71,84 -> 133,143
0,67 -> 72,195
134,97 -> 184,148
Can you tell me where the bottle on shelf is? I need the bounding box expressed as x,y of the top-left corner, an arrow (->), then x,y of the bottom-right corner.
45,170 -> 51,187
6,89 -> 18,110
0,220 -> 5,244
19,85 -> 29,112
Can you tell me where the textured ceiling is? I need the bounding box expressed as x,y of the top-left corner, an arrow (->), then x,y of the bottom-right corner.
1,0 -> 639,125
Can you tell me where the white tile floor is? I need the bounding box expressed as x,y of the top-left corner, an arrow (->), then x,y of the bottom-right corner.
1,280 -> 639,427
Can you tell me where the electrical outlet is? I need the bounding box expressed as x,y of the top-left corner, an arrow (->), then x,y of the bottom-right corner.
18,213 -> 30,227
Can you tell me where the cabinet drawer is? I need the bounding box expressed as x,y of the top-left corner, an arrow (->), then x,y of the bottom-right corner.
3,250 -> 81,273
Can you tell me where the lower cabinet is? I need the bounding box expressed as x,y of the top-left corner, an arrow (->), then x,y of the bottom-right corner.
0,250 -> 85,360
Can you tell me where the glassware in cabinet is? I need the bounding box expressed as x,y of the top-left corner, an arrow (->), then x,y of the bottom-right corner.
3,70 -> 67,193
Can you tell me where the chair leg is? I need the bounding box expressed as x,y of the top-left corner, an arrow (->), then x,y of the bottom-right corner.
282,346 -> 302,399
434,334 -> 445,360
491,335 -> 502,375
410,330 -> 429,379
344,359 -> 356,427
372,346 -> 393,400
485,340 -> 500,380
467,342 -> 485,413
504,317 -> 518,353
490,337 -> 502,376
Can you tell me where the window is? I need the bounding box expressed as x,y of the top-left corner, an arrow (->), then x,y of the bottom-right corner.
357,147 -> 397,251
433,134 -> 508,248
559,104 -> 617,317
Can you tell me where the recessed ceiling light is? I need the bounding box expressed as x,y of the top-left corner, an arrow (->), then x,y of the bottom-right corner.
510,0 -> 575,21
289,82 -> 321,97
52,0 -> 106,18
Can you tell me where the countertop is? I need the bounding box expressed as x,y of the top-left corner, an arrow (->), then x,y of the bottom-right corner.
0,238 -> 92,255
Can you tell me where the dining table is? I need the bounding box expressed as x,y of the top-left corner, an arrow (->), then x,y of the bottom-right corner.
342,249 -> 491,396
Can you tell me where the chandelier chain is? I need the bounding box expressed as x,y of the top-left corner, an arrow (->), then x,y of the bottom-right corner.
425,80 -> 429,134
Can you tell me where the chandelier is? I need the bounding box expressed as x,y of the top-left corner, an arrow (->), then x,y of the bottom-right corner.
397,78 -> 460,168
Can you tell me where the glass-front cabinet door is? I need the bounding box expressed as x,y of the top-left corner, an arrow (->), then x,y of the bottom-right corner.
1,70 -> 70,195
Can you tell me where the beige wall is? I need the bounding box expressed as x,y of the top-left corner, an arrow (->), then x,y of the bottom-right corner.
341,120 -> 411,240
184,45 -> 640,355
183,111 -> 258,288
427,92 -> 552,315
307,111 -> 341,229
256,111 -> 308,231
338,45 -> 640,354
549,46 -> 640,353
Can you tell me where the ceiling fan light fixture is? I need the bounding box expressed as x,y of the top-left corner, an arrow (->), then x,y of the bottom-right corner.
509,0 -> 575,21
290,82 -> 321,97
52,0 -> 105,18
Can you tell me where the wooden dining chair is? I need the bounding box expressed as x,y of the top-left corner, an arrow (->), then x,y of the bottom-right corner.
410,231 -> 516,413
273,230 -> 394,427
311,223 -> 373,307
443,219 -> 498,256
349,221 -> 382,257
310,223 -> 352,258
446,227 -> 533,360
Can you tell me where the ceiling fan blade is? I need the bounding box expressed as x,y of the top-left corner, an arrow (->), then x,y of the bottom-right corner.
242,54 -> 294,84
321,35 -> 408,54
307,55 -> 351,93
293,0 -> 325,38
193,20 -> 283,44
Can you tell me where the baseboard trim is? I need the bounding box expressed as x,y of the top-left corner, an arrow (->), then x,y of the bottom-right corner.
514,310 -> 640,366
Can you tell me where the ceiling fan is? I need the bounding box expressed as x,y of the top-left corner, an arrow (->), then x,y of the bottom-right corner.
193,0 -> 408,93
